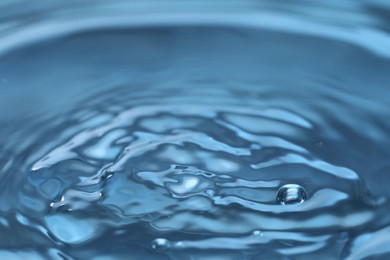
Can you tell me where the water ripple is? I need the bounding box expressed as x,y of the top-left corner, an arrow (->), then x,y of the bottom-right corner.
0,1 -> 390,259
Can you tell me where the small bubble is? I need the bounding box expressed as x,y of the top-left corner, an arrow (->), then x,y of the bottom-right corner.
276,184 -> 306,205
151,238 -> 171,252
174,241 -> 185,248
100,171 -> 114,181
205,189 -> 216,196
252,230 -> 263,236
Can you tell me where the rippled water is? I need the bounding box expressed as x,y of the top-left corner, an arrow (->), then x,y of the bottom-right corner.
1,1 -> 390,259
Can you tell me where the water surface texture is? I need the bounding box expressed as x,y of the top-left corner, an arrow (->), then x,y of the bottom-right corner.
0,1 -> 390,259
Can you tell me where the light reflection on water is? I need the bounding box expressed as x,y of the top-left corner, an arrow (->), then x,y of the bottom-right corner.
0,1 -> 390,259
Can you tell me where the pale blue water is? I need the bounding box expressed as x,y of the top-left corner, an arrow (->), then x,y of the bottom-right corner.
1,1 -> 390,259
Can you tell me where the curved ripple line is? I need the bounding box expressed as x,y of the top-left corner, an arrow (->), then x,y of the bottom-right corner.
32,104 -> 309,171
1,8 -> 390,58
152,211 -> 373,233
210,188 -> 348,213
216,179 -> 280,188
251,153 -> 359,180
108,130 -> 251,172
216,120 -> 309,154
169,231 -> 331,250
346,225 -> 390,260
276,241 -> 327,255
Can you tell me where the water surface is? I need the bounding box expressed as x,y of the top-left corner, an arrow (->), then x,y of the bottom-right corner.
0,1 -> 390,259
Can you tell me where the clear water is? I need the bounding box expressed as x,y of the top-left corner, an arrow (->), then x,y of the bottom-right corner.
1,1 -> 390,259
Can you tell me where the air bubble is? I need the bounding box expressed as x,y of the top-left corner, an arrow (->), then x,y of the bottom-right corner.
151,238 -> 171,252
276,184 -> 307,205
252,230 -> 263,236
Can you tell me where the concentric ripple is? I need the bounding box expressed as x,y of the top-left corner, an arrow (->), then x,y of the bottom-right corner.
21,85 -> 384,259
1,1 -> 390,259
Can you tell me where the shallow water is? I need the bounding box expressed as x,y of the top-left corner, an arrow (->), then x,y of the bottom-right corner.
0,1 -> 390,259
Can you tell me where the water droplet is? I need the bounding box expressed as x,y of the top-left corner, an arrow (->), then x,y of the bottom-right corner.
276,184 -> 307,205
151,238 -> 171,252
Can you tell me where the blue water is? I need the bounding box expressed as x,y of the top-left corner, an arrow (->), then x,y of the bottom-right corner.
1,1 -> 390,259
